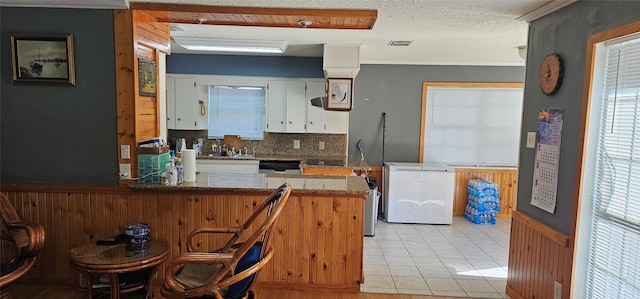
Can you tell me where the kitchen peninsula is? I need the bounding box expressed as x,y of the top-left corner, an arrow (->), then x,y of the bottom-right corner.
129,172 -> 370,292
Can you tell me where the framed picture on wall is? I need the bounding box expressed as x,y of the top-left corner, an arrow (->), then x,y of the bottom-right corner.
138,58 -> 157,97
327,78 -> 353,111
10,34 -> 75,85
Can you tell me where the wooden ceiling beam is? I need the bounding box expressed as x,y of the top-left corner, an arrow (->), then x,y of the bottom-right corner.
129,2 -> 377,30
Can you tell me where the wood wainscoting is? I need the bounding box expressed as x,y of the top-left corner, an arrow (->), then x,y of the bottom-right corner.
507,210 -> 571,299
2,185 -> 365,292
453,167 -> 517,217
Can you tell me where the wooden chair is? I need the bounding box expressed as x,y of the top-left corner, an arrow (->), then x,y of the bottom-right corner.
158,183 -> 292,299
0,192 -> 45,299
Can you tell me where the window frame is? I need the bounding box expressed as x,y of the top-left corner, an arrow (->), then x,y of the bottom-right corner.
419,82 -> 524,166
574,21 -> 640,298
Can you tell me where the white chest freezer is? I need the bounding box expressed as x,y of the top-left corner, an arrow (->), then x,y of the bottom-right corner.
383,162 -> 455,224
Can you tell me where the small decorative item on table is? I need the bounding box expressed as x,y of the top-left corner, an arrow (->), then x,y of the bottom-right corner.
125,222 -> 150,256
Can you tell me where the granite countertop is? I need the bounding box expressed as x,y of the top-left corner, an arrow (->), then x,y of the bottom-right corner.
129,172 -> 370,196
197,155 -> 371,171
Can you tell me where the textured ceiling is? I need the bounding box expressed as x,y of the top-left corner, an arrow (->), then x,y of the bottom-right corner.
132,0 -> 551,65
6,0 -> 556,65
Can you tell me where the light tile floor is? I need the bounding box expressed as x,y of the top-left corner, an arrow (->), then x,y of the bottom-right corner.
361,216 -> 511,298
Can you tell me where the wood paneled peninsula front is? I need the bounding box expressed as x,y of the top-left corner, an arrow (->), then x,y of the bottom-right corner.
129,172 -> 370,292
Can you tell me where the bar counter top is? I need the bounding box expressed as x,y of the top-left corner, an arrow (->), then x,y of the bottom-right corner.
129,172 -> 370,196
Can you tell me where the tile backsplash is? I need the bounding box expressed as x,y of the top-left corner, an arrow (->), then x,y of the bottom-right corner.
167,130 -> 346,157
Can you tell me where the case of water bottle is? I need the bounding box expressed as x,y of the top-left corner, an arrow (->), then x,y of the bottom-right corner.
464,205 -> 497,224
465,179 -> 500,224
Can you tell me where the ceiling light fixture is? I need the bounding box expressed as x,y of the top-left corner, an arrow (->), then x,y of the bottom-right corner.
518,45 -> 527,60
388,40 -> 412,46
297,20 -> 312,28
172,36 -> 288,54
170,24 -> 186,32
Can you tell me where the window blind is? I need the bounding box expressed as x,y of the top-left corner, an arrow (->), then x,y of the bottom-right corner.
423,87 -> 523,166
207,85 -> 265,140
586,34 -> 640,298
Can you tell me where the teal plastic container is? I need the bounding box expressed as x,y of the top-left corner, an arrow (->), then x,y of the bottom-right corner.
137,152 -> 170,184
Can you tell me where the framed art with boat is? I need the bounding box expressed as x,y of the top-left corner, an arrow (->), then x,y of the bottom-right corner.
10,34 -> 75,85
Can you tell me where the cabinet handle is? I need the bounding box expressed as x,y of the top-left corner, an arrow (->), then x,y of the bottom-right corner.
289,121 -> 292,124
309,121 -> 313,125
280,121 -> 284,124
194,121 -> 197,127
177,118 -> 181,121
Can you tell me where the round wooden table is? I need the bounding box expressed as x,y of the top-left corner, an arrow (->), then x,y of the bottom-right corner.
70,239 -> 169,299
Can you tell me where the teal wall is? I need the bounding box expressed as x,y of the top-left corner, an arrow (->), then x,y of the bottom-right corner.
0,7 -> 117,185
516,0 -> 640,235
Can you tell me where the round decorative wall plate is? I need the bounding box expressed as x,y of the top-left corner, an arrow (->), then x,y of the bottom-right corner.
539,53 -> 564,96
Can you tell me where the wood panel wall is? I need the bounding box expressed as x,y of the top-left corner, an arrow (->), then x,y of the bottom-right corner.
2,186 -> 364,292
114,9 -> 170,186
453,168 -> 517,217
506,211 -> 571,299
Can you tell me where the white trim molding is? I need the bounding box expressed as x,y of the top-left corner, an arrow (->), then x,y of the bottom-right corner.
517,0 -> 577,23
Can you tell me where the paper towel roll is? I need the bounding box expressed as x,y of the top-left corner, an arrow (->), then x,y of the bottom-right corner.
182,149 -> 197,182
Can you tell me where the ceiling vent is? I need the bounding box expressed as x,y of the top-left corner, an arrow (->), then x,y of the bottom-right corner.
388,40 -> 412,47
170,24 -> 187,32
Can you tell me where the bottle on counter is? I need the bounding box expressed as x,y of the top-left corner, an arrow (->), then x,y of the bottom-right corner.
221,144 -> 228,156
175,157 -> 184,184
165,153 -> 177,186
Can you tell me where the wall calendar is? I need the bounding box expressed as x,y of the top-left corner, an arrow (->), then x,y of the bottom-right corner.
531,108 -> 564,214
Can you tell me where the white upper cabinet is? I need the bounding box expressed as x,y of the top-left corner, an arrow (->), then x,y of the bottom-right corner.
306,80 -> 349,134
266,80 -> 305,133
267,79 -> 349,134
324,108 -> 349,134
266,80 -> 287,133
166,76 -> 176,129
305,81 -> 327,133
166,75 -> 207,130
285,81 -> 306,133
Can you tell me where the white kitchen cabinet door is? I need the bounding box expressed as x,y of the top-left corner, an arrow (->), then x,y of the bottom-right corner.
266,80 -> 287,133
285,81 -> 306,133
166,76 -> 176,129
324,110 -> 349,134
305,81 -> 326,133
193,81 -> 208,130
171,77 -> 202,130
306,80 -> 348,134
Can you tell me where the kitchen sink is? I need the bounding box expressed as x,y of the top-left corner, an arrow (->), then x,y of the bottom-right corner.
232,154 -> 256,158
